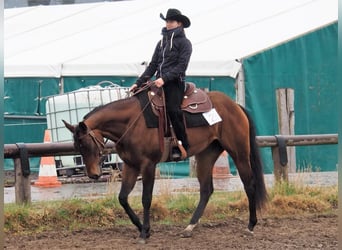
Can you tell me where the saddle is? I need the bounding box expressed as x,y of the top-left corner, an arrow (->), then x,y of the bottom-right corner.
148,82 -> 212,116
147,82 -> 213,161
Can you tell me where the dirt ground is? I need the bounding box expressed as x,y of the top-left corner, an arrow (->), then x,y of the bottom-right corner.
4,213 -> 337,250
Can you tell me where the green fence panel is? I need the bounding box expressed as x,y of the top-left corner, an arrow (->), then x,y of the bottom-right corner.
4,117 -> 47,171
4,78 -> 59,115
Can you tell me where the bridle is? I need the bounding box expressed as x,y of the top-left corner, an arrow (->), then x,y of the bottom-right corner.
78,129 -> 106,156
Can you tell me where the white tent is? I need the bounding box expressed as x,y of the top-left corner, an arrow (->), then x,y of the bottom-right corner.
4,0 -> 337,78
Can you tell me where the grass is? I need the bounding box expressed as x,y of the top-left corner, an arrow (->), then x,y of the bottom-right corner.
4,179 -> 337,235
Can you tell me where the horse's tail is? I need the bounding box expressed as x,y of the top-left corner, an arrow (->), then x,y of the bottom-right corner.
240,105 -> 268,210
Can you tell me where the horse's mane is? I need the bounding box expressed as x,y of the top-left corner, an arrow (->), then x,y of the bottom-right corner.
83,96 -> 136,120
83,105 -> 104,119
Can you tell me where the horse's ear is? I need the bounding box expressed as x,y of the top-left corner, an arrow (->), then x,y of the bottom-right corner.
62,120 -> 75,133
79,121 -> 88,132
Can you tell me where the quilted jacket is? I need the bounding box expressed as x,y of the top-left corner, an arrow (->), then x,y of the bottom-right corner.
136,26 -> 192,86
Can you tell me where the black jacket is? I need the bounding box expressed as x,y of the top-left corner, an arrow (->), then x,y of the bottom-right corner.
136,26 -> 192,86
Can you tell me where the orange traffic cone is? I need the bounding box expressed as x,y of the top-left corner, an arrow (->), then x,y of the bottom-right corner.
33,130 -> 62,187
212,151 -> 232,179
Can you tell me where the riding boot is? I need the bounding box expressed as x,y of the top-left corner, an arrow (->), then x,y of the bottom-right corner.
169,110 -> 189,160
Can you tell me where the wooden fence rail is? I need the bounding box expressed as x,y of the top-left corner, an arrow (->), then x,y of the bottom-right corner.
5,134 -> 337,158
257,134 -> 338,147
257,134 -> 338,182
4,142 -> 116,158
4,134 -> 338,204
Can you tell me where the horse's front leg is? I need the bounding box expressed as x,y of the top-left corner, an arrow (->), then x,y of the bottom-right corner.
118,164 -> 142,232
138,164 -> 156,244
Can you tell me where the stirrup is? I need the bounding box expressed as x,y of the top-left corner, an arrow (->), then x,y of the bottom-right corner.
172,148 -> 182,159
171,142 -> 188,161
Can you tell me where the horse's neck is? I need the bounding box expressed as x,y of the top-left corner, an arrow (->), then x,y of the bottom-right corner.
86,98 -> 139,142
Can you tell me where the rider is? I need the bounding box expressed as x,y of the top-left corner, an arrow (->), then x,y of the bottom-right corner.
130,8 -> 192,159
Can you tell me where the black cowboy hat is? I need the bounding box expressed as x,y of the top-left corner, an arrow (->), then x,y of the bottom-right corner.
160,8 -> 191,28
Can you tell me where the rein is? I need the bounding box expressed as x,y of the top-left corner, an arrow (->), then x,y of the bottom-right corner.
115,81 -> 158,146
131,81 -> 155,95
79,81 -> 157,155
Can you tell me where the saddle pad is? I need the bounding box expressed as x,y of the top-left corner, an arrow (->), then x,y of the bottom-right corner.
184,112 -> 210,128
136,90 -> 209,128
136,90 -> 159,128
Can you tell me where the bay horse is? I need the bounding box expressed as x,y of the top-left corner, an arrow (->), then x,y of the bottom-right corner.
63,85 -> 267,244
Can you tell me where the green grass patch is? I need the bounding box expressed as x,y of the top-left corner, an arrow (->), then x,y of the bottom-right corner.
4,182 -> 337,235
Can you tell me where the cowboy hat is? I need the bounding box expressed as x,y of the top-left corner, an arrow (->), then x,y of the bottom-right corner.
160,8 -> 191,28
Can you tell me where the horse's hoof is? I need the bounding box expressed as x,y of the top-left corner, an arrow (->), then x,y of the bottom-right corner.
137,238 -> 147,244
243,228 -> 254,237
179,230 -> 193,238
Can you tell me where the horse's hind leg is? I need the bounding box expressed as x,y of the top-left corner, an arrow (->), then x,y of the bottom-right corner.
118,164 -> 142,232
181,143 -> 222,238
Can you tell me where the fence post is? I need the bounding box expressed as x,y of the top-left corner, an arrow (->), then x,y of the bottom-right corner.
189,156 -> 197,177
271,139 -> 288,182
14,157 -> 31,204
275,88 -> 295,181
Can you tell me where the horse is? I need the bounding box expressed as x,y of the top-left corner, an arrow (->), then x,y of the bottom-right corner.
63,85 -> 268,244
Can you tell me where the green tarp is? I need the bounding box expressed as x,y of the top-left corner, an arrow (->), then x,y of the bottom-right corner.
244,23 -> 338,173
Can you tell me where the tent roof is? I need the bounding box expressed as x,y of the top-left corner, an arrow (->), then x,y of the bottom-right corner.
4,0 -> 337,78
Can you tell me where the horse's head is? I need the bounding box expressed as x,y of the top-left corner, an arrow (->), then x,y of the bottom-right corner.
63,120 -> 104,180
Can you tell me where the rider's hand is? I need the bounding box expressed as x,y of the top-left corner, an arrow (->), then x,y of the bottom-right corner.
129,83 -> 138,92
154,78 -> 164,88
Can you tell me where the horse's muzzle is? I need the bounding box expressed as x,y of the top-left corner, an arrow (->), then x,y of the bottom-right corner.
85,164 -> 102,180
88,174 -> 101,180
